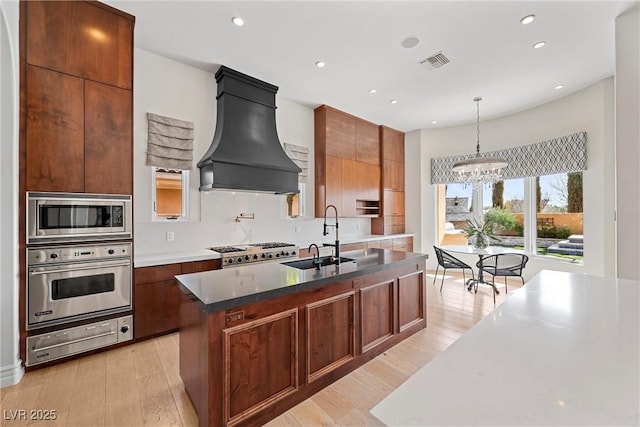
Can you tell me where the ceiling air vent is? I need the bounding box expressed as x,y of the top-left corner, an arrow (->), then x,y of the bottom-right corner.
418,51 -> 450,71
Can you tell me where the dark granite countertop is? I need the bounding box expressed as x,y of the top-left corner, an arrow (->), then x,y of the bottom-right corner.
176,248 -> 428,312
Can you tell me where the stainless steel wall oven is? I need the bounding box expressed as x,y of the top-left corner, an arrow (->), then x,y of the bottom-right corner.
27,242 -> 132,330
27,192 -> 132,244
25,241 -> 133,366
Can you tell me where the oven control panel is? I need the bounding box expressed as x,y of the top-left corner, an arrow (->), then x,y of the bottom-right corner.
28,242 -> 132,266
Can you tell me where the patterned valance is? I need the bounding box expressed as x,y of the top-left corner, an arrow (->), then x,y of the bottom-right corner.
284,143 -> 309,184
431,131 -> 587,184
146,113 -> 194,170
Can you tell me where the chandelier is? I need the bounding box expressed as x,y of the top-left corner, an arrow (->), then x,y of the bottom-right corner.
452,97 -> 507,186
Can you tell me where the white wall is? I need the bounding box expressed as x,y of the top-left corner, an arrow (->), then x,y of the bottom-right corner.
0,0 -> 24,387
615,5 -> 640,280
407,78 -> 616,280
133,49 -> 369,256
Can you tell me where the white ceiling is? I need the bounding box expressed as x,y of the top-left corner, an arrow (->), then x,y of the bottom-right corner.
106,0 -> 636,132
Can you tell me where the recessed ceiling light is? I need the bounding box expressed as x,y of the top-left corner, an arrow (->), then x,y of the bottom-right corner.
315,61 -> 326,68
431,121 -> 438,124
231,16 -> 244,26
401,36 -> 420,49
555,84 -> 565,90
390,100 -> 398,104
533,41 -> 546,49
520,14 -> 535,25
369,88 -> 377,94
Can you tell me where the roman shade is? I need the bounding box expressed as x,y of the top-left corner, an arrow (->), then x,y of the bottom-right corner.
431,131 -> 587,184
284,143 -> 309,184
146,113 -> 194,170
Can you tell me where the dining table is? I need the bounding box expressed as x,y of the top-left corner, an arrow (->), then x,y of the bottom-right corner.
440,244 -> 525,294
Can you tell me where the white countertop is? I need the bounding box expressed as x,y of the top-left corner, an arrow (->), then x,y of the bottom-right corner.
134,233 -> 413,267
134,249 -> 220,268
370,270 -> 640,426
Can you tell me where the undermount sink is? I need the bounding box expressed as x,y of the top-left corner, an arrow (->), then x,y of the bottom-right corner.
281,256 -> 355,270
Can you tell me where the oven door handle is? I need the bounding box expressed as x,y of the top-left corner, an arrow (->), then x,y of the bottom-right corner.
28,261 -> 131,276
31,331 -> 116,352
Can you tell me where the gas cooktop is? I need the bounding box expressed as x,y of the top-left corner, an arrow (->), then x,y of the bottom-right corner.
209,242 -> 298,268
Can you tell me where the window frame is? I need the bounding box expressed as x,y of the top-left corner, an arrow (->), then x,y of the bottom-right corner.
437,175 -> 584,265
151,167 -> 190,222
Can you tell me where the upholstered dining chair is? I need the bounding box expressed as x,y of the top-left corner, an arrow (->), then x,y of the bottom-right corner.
476,253 -> 529,303
433,246 -> 475,292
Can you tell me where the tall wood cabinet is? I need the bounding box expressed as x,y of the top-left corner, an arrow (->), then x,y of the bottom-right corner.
314,105 -> 380,218
372,126 -> 406,234
22,0 -> 134,194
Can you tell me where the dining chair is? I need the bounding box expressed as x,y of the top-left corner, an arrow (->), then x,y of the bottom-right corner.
433,246 -> 475,292
476,253 -> 529,303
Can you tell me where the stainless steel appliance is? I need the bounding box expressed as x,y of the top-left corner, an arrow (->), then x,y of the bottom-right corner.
27,192 -> 132,244
26,315 -> 132,367
27,242 -> 132,330
210,242 -> 298,268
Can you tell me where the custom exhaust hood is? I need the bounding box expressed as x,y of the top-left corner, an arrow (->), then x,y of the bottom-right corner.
197,66 -> 301,194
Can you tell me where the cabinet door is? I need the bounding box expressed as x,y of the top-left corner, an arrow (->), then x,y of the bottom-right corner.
382,126 -> 404,163
341,159 -> 357,217
306,292 -> 355,383
134,280 -> 169,339
325,108 -> 356,159
383,160 -> 404,191
383,191 -> 405,216
325,155 -> 343,214
84,80 -> 133,194
357,162 -> 381,201
26,66 -> 84,192
360,281 -> 394,353
398,271 -> 425,332
26,1 -> 133,89
223,309 -> 298,425
355,119 -> 379,165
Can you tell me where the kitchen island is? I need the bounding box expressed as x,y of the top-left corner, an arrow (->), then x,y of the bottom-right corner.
176,248 -> 428,427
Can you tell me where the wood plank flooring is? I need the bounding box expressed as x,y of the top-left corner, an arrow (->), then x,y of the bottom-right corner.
0,272 -> 522,426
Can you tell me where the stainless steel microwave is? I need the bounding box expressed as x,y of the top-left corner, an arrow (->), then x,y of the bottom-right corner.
27,192 -> 132,244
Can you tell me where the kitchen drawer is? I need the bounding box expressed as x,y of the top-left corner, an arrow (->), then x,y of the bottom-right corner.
181,259 -> 221,274
341,242 -> 366,252
392,237 -> 413,252
135,263 -> 181,285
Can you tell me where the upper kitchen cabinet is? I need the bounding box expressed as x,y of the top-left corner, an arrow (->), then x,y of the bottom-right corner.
21,0 -> 134,194
25,66 -> 85,192
315,105 -> 381,218
26,1 -> 133,89
84,80 -> 133,194
372,126 -> 406,235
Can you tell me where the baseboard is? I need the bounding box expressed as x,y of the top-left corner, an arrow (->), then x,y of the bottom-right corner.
0,360 -> 24,388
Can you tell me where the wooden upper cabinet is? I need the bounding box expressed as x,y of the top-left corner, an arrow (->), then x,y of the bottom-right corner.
383,190 -> 405,216
324,155 -> 343,214
84,80 -> 133,194
383,160 -> 404,191
26,66 -> 84,192
381,126 -> 405,164
323,107 -> 356,159
356,162 -> 380,201
26,1 -> 134,89
341,159 -> 358,217
355,119 -> 380,165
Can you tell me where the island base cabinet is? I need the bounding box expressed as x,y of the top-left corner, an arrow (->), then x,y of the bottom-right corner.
223,309 -> 298,426
180,260 -> 426,427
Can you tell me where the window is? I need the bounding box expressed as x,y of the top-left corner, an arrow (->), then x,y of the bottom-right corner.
286,183 -> 305,218
483,178 -> 525,247
436,173 -> 583,264
153,168 -> 189,220
534,172 -> 583,261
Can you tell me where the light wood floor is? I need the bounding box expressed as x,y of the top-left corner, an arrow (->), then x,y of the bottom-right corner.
0,272 -> 522,427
